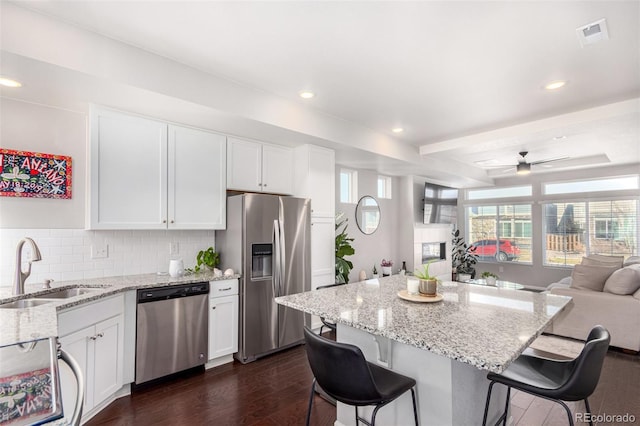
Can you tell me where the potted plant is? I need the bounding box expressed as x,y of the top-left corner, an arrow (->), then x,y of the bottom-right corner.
193,247 -> 220,273
452,229 -> 478,281
381,259 -> 393,276
335,213 -> 355,283
372,265 -> 379,279
414,260 -> 438,296
481,271 -> 499,286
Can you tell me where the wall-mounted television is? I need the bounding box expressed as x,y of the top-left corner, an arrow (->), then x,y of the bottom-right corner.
423,182 -> 458,225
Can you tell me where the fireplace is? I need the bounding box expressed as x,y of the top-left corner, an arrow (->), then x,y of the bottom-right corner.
422,242 -> 446,263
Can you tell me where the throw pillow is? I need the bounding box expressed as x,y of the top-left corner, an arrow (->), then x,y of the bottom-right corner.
603,264 -> 640,295
581,254 -> 624,269
570,264 -> 619,292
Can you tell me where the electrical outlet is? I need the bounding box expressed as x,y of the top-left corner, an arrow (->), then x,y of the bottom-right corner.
91,244 -> 109,259
170,242 -> 179,255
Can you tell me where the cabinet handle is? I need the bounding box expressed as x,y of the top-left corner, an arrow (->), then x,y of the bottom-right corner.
219,287 -> 232,291
89,336 -> 97,341
212,306 -> 216,310
162,220 -> 167,224
263,184 -> 267,187
97,332 -> 104,339
258,183 -> 262,187
170,220 -> 175,224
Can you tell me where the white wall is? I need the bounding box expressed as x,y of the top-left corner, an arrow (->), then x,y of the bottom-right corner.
0,98 -> 87,228
335,168 -> 402,281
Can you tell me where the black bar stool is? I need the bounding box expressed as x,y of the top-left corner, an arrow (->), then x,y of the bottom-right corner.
303,327 -> 419,426
482,325 -> 610,426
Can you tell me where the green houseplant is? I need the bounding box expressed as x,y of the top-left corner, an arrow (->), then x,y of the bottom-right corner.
481,271 -> 499,285
452,229 -> 478,280
194,247 -> 220,273
335,213 -> 355,284
414,260 -> 438,296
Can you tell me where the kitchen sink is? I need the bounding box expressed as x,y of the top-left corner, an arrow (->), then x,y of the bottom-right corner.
35,288 -> 99,299
0,299 -> 54,309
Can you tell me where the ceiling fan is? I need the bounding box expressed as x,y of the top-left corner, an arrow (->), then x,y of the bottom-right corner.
491,151 -> 570,175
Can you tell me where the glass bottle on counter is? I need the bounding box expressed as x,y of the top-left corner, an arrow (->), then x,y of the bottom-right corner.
400,261 -> 407,276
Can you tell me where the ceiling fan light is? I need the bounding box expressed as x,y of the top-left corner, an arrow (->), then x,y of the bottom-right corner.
516,163 -> 531,175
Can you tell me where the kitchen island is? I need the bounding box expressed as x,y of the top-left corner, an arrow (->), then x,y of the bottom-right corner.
276,275 -> 572,426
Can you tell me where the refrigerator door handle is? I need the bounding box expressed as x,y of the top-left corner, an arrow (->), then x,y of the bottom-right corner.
273,219 -> 281,296
278,219 -> 286,297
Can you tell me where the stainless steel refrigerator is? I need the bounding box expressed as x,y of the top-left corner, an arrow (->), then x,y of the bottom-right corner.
217,193 -> 311,363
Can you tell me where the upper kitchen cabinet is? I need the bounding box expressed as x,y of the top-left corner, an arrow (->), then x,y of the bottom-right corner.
168,125 -> 226,229
293,145 -> 335,217
227,137 -> 293,195
89,107 -> 226,230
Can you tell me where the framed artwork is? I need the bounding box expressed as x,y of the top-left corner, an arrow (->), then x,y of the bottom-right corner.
0,149 -> 72,199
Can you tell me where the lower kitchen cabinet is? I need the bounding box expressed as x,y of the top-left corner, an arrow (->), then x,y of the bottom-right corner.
208,279 -> 238,364
58,295 -> 125,420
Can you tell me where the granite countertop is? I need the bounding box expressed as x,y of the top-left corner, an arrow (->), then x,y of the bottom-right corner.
0,272 -> 241,347
276,275 -> 572,373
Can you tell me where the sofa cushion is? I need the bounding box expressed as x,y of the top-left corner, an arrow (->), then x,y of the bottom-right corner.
570,264 -> 619,291
604,264 -> 640,295
581,254 -> 624,269
623,256 -> 640,267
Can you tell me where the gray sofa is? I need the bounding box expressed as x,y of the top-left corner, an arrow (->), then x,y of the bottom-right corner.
545,256 -> 640,352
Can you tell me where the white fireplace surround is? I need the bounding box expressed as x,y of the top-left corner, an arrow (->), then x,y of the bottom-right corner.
413,225 -> 453,281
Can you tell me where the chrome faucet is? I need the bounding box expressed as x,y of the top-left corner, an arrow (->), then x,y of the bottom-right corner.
13,237 -> 42,295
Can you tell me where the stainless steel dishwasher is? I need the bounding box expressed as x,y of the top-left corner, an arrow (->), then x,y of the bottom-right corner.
135,282 -> 209,384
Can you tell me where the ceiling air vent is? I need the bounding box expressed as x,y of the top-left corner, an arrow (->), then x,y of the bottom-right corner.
576,18 -> 609,47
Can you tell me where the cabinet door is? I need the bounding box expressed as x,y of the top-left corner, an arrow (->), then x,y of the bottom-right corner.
90,108 -> 168,229
262,144 -> 293,194
93,315 -> 124,408
208,295 -> 239,360
59,326 -> 93,414
168,125 -> 226,229
227,137 -> 262,192
311,217 -> 336,287
308,146 -> 335,217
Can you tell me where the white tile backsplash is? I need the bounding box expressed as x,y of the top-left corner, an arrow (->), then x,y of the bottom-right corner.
0,228 -> 216,288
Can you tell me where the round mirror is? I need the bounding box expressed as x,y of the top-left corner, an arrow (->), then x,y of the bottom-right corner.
355,196 -> 381,235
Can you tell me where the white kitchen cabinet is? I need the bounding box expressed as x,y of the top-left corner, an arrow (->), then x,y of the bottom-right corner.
168,125 -> 226,229
89,107 -> 226,230
227,137 -> 292,194
293,145 -> 335,217
208,279 -> 239,364
58,295 -> 124,419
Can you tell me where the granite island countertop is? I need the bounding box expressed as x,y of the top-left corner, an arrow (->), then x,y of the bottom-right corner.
1,272 -> 241,347
276,275 -> 572,373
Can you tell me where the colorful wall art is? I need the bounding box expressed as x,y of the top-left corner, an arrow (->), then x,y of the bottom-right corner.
0,149 -> 72,199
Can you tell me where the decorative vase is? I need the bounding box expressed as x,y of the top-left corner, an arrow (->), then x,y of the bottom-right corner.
419,279 -> 437,296
457,273 -> 471,282
486,276 -> 497,286
382,266 -> 392,276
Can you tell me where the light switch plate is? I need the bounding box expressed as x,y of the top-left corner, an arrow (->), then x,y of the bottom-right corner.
170,242 -> 179,255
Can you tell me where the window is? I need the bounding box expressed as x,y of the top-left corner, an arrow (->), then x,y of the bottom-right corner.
377,176 -> 392,199
467,185 -> 532,200
544,176 -> 639,195
339,169 -> 358,204
543,200 -> 638,266
466,204 -> 532,263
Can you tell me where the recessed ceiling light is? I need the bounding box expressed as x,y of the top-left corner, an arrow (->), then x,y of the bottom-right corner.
0,77 -> 22,88
299,90 -> 315,99
544,80 -> 567,91
392,127 -> 404,133
553,135 -> 567,140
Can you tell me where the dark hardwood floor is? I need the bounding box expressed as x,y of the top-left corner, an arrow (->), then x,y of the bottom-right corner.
88,344 -> 639,426
87,345 -> 335,426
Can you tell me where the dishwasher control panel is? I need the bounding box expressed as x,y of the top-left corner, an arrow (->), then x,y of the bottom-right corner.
137,282 -> 209,303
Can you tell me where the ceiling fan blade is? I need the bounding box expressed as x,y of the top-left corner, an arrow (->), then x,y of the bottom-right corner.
486,166 -> 516,177
530,156 -> 570,165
